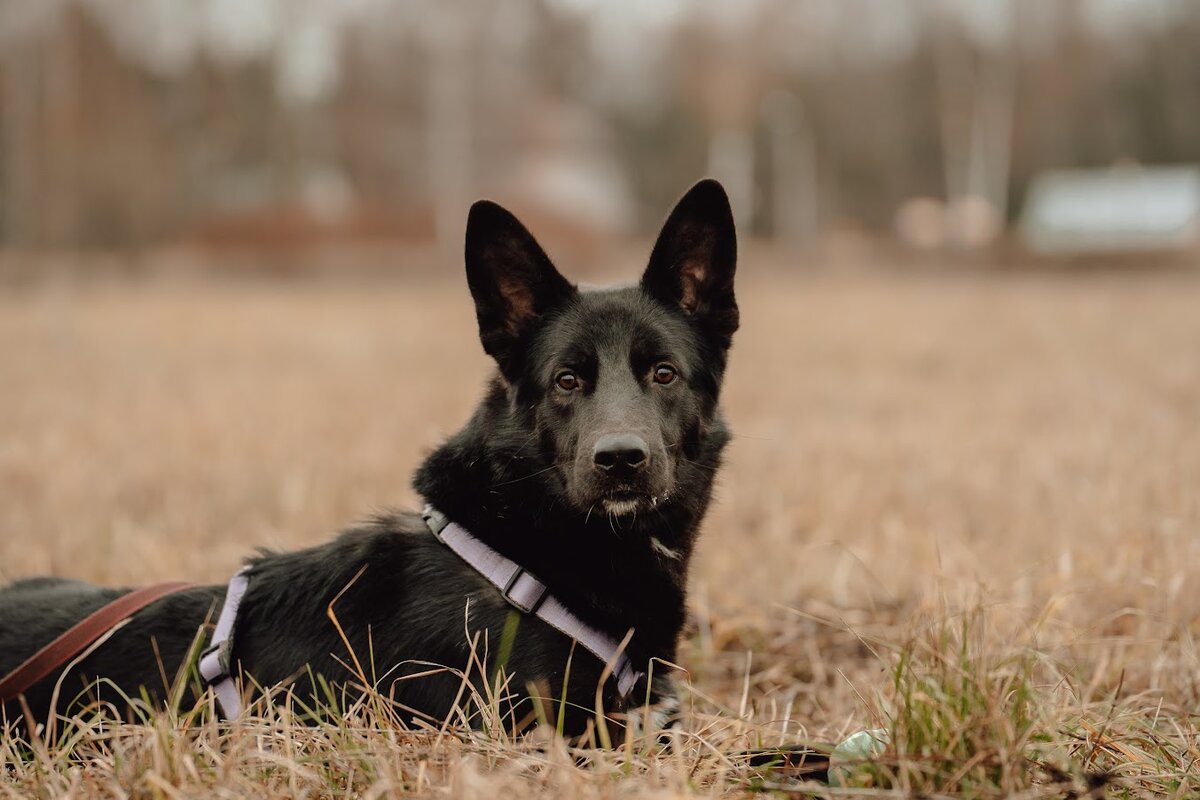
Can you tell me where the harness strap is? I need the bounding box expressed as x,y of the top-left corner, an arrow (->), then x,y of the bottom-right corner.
4,509 -> 642,716
423,506 -> 642,698
0,581 -> 193,704
198,566 -> 251,719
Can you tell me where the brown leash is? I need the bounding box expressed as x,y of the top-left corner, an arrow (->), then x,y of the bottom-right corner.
0,582 -> 193,704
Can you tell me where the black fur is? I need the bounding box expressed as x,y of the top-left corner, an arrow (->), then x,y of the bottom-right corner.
0,180 -> 739,742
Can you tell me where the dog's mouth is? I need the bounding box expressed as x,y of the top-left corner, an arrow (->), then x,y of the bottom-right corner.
597,488 -> 667,516
601,492 -> 642,515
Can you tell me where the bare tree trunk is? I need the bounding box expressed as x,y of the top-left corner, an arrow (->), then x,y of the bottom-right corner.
933,3 -> 1014,247
707,128 -> 754,232
762,90 -> 818,246
933,13 -> 973,247
44,9 -> 79,247
977,44 -> 1015,223
425,3 -> 474,252
2,38 -> 38,246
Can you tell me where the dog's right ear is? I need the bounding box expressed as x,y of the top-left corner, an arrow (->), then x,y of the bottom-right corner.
464,200 -> 576,375
641,179 -> 739,351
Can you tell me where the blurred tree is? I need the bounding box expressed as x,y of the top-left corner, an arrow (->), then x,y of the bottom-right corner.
1,0 -> 1198,250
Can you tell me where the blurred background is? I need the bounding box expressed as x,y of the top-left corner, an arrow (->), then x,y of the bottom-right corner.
3,1 -> 1200,744
3,3 -> 1200,786
1,0 -> 1199,266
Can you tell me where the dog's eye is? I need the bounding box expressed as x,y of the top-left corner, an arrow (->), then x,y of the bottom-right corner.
653,364 -> 677,385
555,370 -> 579,391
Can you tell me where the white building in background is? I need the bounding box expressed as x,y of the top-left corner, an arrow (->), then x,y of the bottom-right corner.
1020,165 -> 1200,256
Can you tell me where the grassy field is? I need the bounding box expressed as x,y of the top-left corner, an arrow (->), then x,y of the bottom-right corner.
2,259 -> 1199,797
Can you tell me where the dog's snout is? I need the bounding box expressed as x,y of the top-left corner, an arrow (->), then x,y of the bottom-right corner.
592,433 -> 649,476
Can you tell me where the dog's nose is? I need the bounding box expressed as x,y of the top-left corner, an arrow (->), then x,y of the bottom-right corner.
593,433 -> 649,476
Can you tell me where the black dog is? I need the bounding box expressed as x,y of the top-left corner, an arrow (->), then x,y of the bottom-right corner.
0,179 -> 739,742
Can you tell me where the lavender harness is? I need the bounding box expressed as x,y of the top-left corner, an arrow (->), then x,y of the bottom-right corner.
200,508 -> 641,718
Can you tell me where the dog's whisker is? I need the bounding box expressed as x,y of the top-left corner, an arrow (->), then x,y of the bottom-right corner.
488,463 -> 561,488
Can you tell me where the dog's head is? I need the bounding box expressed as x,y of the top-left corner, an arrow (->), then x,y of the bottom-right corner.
464,179 -> 738,517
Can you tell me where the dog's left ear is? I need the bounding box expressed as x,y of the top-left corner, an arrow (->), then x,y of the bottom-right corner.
465,200 -> 576,374
641,179 -> 739,350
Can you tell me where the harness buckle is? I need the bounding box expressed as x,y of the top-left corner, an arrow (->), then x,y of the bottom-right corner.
422,506 -> 450,540
502,567 -> 548,615
199,637 -> 232,682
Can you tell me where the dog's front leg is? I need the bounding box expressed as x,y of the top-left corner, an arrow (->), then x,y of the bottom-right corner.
620,671 -> 682,745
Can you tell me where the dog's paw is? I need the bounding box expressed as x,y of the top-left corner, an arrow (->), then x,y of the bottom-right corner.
620,691 -> 682,746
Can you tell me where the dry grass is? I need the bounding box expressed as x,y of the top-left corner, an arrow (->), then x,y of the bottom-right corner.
2,257 -> 1199,797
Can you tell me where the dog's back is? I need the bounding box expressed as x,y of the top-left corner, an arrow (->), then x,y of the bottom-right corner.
0,578 -> 126,675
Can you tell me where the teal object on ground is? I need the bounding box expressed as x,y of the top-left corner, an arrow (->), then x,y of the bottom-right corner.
828,728 -> 889,786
